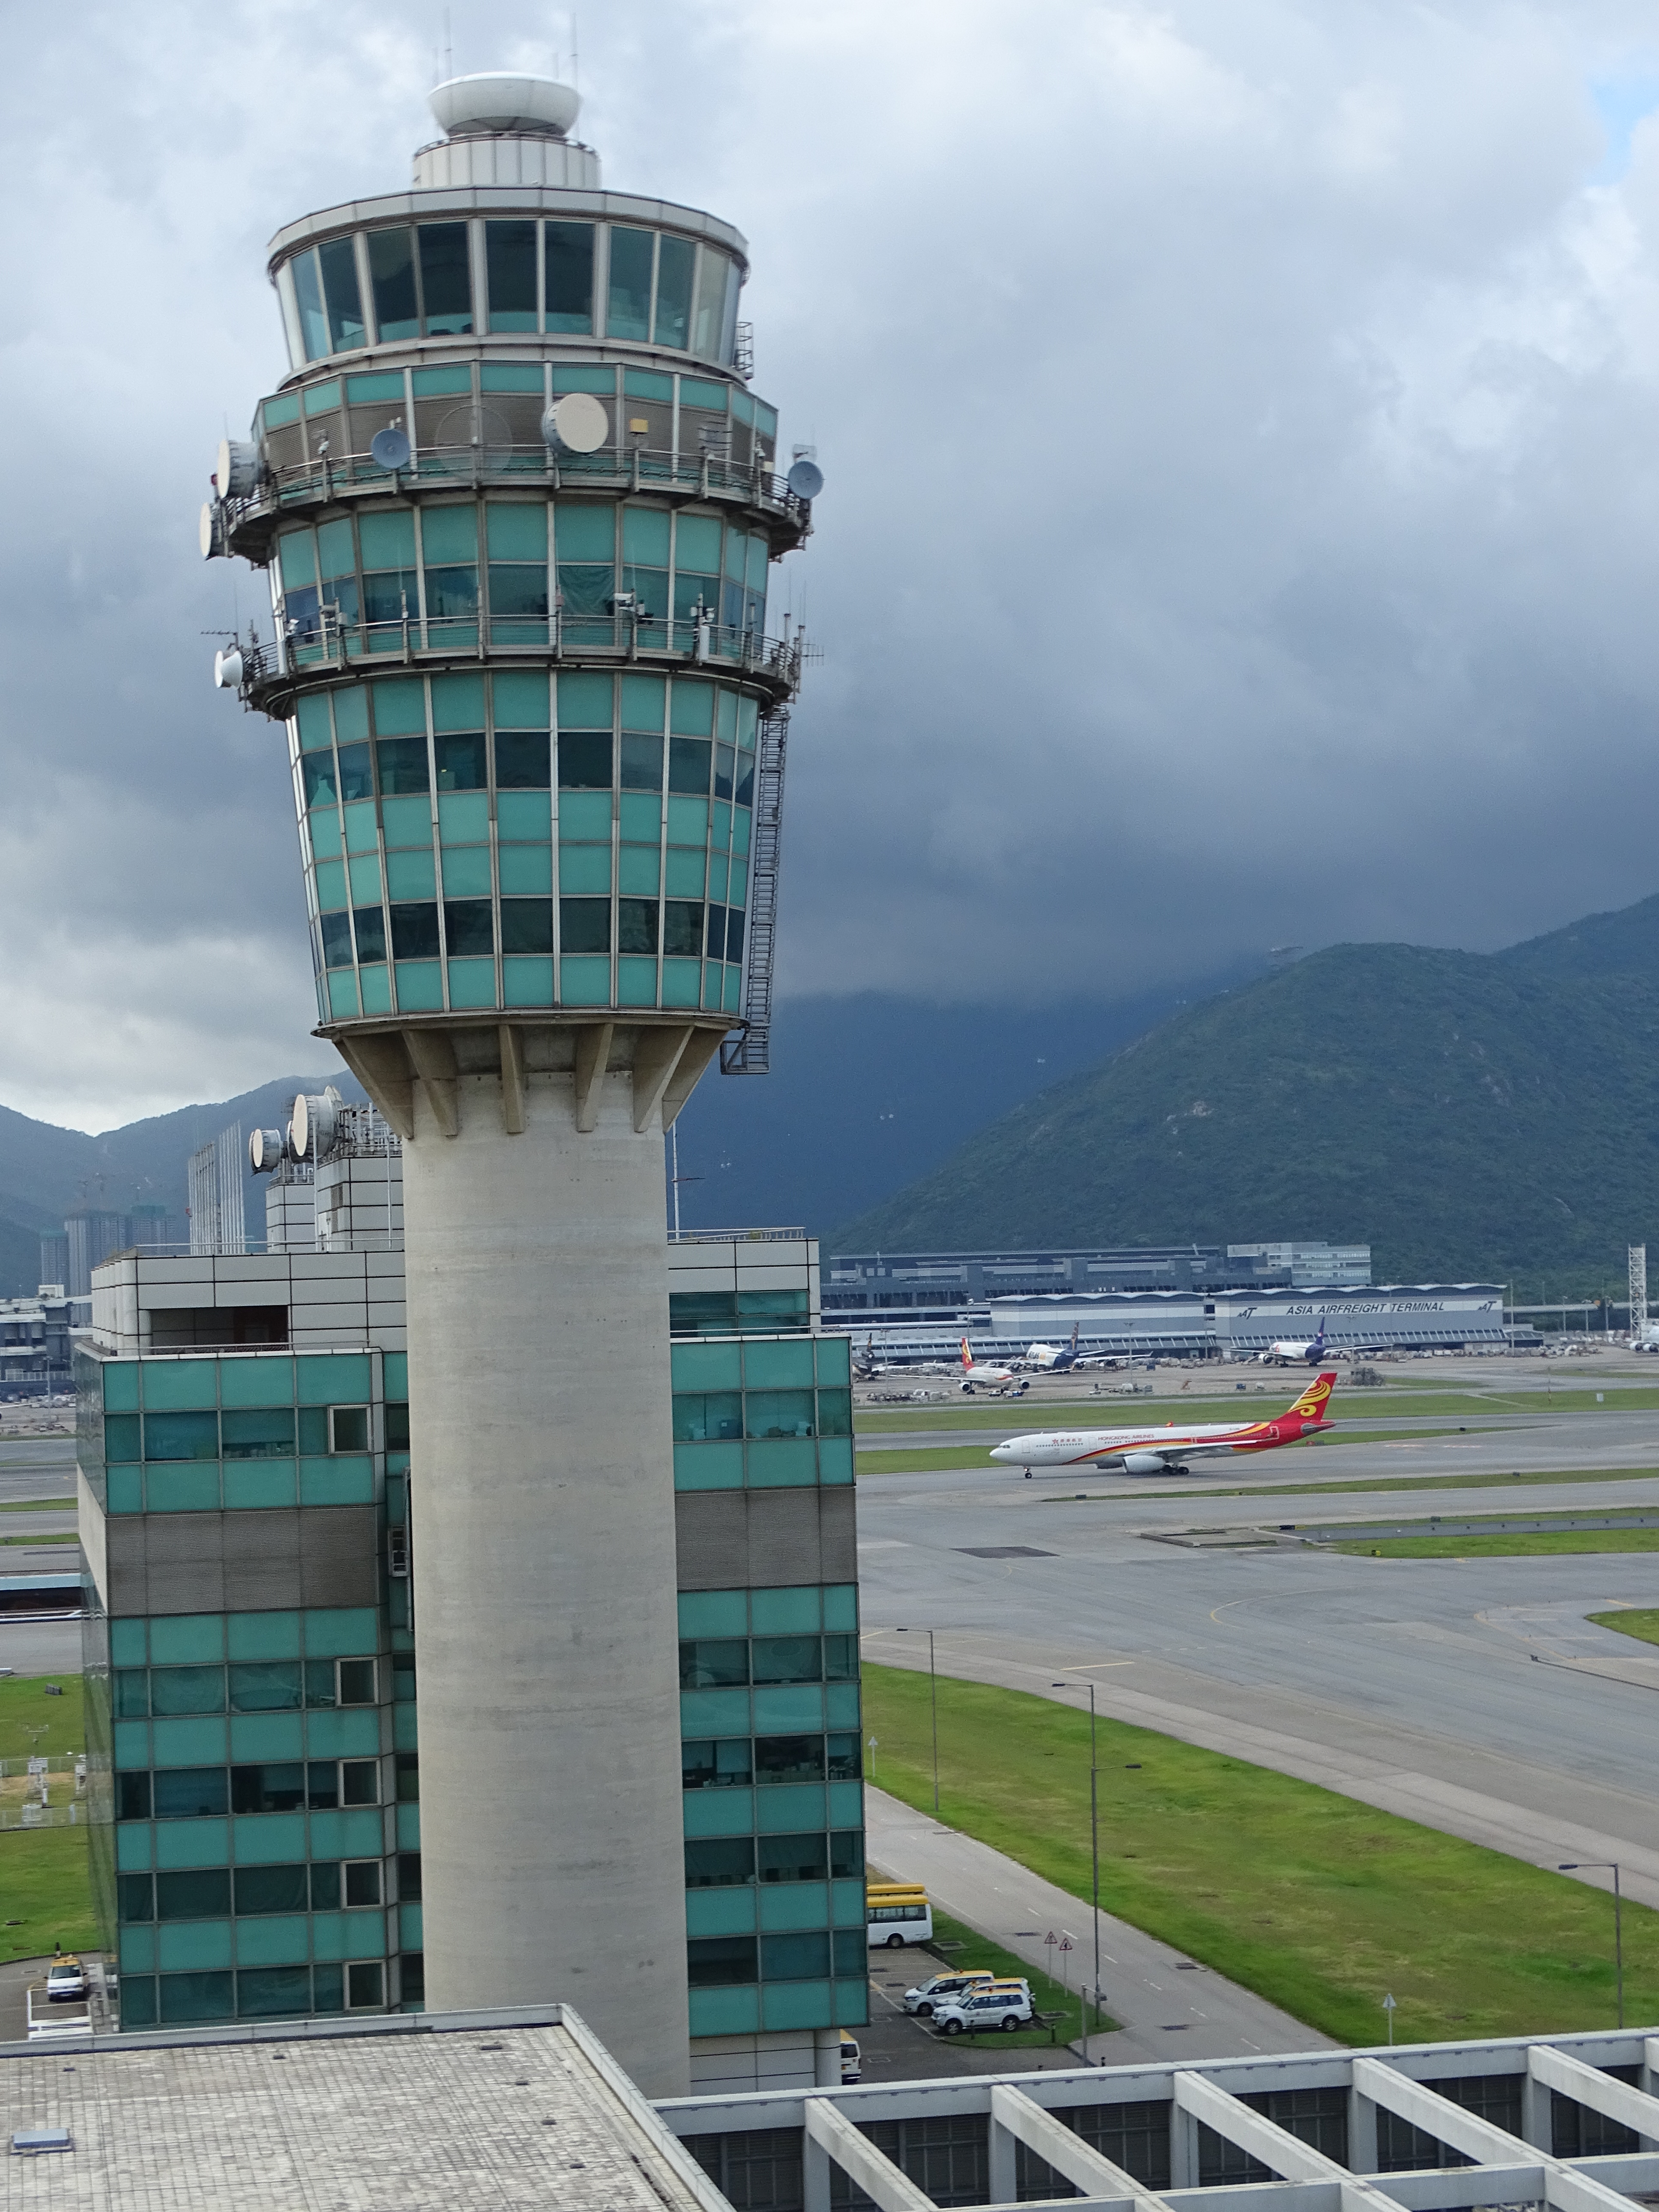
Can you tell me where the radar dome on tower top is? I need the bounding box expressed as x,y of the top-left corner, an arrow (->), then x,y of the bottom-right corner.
429,72 -> 581,140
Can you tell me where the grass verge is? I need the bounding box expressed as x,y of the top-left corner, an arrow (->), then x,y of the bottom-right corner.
1589,1609 -> 1659,1645
0,1532 -> 77,1547
888,1908 -> 1114,2050
0,1826 -> 99,1965
1333,1530 -> 1659,1557
0,1674 -> 85,1763
863,1663 -> 1647,2045
0,1498 -> 74,1514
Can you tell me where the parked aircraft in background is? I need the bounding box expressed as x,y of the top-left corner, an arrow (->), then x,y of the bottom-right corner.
1025,1325 -> 1082,1371
960,1339 -> 1028,1395
1259,1318 -> 1327,1366
990,1372 -> 1336,1478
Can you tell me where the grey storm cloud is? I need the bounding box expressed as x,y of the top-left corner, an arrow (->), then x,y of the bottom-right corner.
3,0 -> 1659,1124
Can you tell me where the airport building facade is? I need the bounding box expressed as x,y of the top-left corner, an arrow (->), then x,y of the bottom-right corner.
824,1241 -> 1372,1323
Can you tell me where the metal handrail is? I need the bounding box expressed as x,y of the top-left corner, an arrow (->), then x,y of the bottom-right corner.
221,443 -> 812,538
234,609 -> 806,706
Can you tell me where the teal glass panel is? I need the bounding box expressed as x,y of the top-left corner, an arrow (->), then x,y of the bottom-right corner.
551,361 -> 611,393
620,673 -> 666,731
492,673 -> 551,732
297,1353 -> 370,1405
745,1339 -> 815,1387
722,965 -> 742,1013
278,531 -> 316,589
825,1683 -> 861,1730
348,853 -> 383,903
326,972 -> 360,1019
831,1877 -> 867,1925
379,795 -> 433,847
343,803 -> 379,855
231,1811 -> 306,1862
317,518 -> 355,580
553,505 -> 614,564
437,793 -> 490,841
116,1824 -> 155,1871
228,1614 -> 300,1661
760,1882 -> 830,1931
304,1606 -> 378,1656
480,363 -> 544,394
439,844 -> 492,896
346,369 -> 404,403
369,669 -> 425,731
558,955 -> 611,1006
676,1590 -> 748,1639
394,960 -> 443,1010
717,689 -> 739,741
382,1353 -> 407,1398
385,849 -> 436,900
833,1979 -> 870,2027
817,1438 -> 854,1484
311,1910 -> 385,1965
556,669 -> 614,725
673,1440 -> 742,1489
671,1341 -> 741,1388
399,1902 -> 424,1951
151,1716 -> 227,1767
142,1362 -> 217,1412
314,859 -> 348,911
445,959 -> 498,1010
707,853 -> 730,903
154,1819 -> 230,1869
815,1340 -> 852,1386
332,688 -> 370,743
107,1467 -> 143,1513
671,679 -> 715,734
666,797 -> 708,844
751,1587 -> 821,1634
823,1586 -> 858,1633
218,1359 -> 294,1408
732,390 -> 755,427
617,844 -> 660,896
411,362 -> 470,396
235,1916 -> 309,1967
485,504 -> 547,559
306,1708 -> 381,1760
662,958 -> 701,1008
558,844 -> 611,894
429,671 -> 486,730
624,367 -> 675,401
230,1713 -> 303,1762
359,964 -> 393,1015
688,1986 -> 760,2037
295,696 -> 333,751
102,1360 -> 140,1413
393,1705 -> 418,1752
113,1721 -> 148,1769
262,390 -> 302,429
497,792 -> 552,841
711,800 -> 732,848
621,506 -> 671,565
145,1464 -> 221,1511
110,1620 -> 147,1667
396,1805 -> 420,1851
664,847 -> 706,897
158,1923 -> 233,1972
679,377 -> 727,412
497,845 -> 552,894
752,1685 -> 824,1733
303,379 -> 342,415
617,957 -> 658,1007
503,957 -> 555,1006
679,1687 -> 750,1736
687,1889 -> 757,1938
682,1793 -> 755,1845
733,808 -> 751,856
763,1982 -> 832,2031
557,792 -> 611,840
744,1441 -> 816,1488
617,792 -> 661,843
121,1927 -> 157,1973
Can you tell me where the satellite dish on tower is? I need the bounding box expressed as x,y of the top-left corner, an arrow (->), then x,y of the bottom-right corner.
289,1087 -> 342,1163
541,392 -> 608,455
200,502 -> 225,559
213,647 -> 244,690
786,457 -> 824,501
216,439 -> 260,498
248,1129 -> 285,1175
371,426 -> 412,471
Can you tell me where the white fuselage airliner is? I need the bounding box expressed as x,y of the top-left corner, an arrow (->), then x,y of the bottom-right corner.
990,1372 -> 1336,1477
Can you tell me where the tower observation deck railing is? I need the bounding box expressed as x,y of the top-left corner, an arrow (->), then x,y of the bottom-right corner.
232,607 -> 806,717
218,442 -> 814,565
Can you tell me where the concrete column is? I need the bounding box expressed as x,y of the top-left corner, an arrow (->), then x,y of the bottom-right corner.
403,1048 -> 690,2096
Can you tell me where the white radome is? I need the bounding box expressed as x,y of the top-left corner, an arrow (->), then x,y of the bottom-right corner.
429,73 -> 581,140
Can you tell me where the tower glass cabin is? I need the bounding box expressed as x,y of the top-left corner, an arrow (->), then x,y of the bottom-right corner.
205,73 -> 815,2098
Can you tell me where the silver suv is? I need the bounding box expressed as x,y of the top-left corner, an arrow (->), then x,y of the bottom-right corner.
903,1969 -> 994,2017
932,1983 -> 1033,2035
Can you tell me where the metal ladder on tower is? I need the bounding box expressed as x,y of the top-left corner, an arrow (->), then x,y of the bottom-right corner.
721,706 -> 789,1073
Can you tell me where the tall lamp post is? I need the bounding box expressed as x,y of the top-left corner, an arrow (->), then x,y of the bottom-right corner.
1057,1678 -> 1103,2056
1560,1861 -> 1624,2027
897,1628 -> 939,1813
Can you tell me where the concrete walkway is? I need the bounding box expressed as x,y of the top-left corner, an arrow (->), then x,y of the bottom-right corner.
864,1786 -> 1334,2066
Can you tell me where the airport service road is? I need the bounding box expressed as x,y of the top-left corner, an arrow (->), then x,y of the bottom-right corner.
0,1438 -> 76,1507
855,1439 -> 1659,1913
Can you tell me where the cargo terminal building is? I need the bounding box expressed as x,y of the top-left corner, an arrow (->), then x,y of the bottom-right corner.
851,1284 -> 1505,1365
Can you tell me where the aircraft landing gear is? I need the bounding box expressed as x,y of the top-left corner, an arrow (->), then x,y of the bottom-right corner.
1023,1467 -> 1033,1480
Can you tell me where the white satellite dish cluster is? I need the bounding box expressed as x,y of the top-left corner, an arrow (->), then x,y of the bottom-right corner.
250,1086 -> 344,1174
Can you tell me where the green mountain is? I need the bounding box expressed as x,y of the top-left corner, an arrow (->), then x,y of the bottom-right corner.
830,894 -> 1659,1292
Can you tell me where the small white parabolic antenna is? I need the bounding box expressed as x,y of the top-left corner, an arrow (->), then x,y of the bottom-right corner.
786,457 -> 824,501
248,1129 -> 285,1175
371,426 -> 412,471
213,647 -> 244,690
542,393 -> 608,454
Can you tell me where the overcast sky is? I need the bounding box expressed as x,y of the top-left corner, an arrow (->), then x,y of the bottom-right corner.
6,0 -> 1659,1129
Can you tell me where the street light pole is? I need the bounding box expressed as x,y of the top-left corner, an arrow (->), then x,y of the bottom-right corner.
896,1628 -> 940,1814
1559,1861 -> 1624,2027
1089,1682 -> 1100,2055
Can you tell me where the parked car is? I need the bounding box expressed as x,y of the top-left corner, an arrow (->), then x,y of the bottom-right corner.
931,1983 -> 1034,2036
46,1957 -> 87,2004
903,1969 -> 995,2017
840,2037 -> 862,2084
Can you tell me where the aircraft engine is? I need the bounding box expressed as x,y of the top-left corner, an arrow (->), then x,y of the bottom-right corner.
1122,1452 -> 1169,1475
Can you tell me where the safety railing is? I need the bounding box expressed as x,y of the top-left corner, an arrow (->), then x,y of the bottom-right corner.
220,442 -> 812,542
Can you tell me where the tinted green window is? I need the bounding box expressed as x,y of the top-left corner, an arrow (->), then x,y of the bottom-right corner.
501,900 -> 553,954
746,1390 -> 815,1440
368,227 -> 418,340
152,1768 -> 230,1819
486,220 -> 537,331
673,1390 -> 742,1441
758,1834 -> 829,1883
816,1390 -> 853,1437
688,1936 -> 756,1987
115,1670 -> 148,1718
495,732 -> 550,788
554,507 -> 614,563
558,733 -> 612,788
361,513 -> 418,570
150,1666 -> 226,1716
434,733 -> 486,790
545,221 -> 594,332
319,237 -> 365,352
229,1663 -> 303,1713
680,1639 -> 748,1688
144,1412 -> 219,1462
376,737 -> 429,795
763,1930 -> 830,1979
220,1409 -> 294,1461
293,250 -> 328,360
494,670 -> 550,726
156,1869 -> 231,1921
486,504 -> 547,561
683,1738 -> 752,1788
654,234 -> 695,348
391,904 -> 441,959
752,1637 -> 821,1685
685,1836 -> 754,1888
824,1636 -> 858,1680
669,736 -> 711,795
444,899 -> 495,956
559,899 -> 610,954
607,226 -> 654,340
620,734 -> 663,791
617,899 -> 657,954
418,223 -> 472,333
234,1863 -> 309,1915
663,901 -> 704,958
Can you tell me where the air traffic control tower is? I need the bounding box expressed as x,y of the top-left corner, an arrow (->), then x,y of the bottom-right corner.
204,73 -> 819,2094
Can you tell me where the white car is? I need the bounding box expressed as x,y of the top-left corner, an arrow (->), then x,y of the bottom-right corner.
839,2037 -> 861,2084
903,1969 -> 995,2017
45,1957 -> 87,2005
932,1983 -> 1033,2036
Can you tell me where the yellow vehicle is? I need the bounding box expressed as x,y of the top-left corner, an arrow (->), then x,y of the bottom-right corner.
866,1882 -> 932,1948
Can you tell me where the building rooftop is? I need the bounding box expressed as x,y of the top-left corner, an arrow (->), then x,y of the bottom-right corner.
0,2007 -> 732,2210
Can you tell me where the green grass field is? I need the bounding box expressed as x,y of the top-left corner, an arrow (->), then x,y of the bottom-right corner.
0,1498 -> 73,1514
0,1531 -> 76,1547
1333,1531 -> 1659,1558
1589,1609 -> 1659,1645
885,1909 -> 1113,2049
863,1664 -> 1648,2045
0,1672 -> 85,1763
0,1676 -> 96,1967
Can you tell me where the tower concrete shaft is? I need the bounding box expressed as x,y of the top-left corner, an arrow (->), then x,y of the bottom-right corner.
209,69 -> 811,2093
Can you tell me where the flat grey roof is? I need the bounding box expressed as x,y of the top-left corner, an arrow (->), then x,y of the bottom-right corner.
0,2005 -> 732,2210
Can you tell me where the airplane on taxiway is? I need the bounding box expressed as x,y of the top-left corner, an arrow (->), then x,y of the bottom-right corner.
1258,1317 -> 1327,1366
989,1371 -> 1336,1478
959,1338 -> 1028,1395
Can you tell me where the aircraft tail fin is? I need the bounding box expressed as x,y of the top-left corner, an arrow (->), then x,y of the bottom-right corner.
1287,1371 -> 1336,1422
960,1337 -> 973,1370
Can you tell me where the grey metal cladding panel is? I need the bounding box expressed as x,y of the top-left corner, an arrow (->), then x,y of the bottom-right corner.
142,1513 -> 227,1566
148,1561 -> 226,1613
675,1492 -> 751,1591
105,1540 -> 148,1615
299,1508 -> 380,1607
817,1487 -> 858,1583
221,1514 -> 306,1612
745,1490 -> 825,1587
